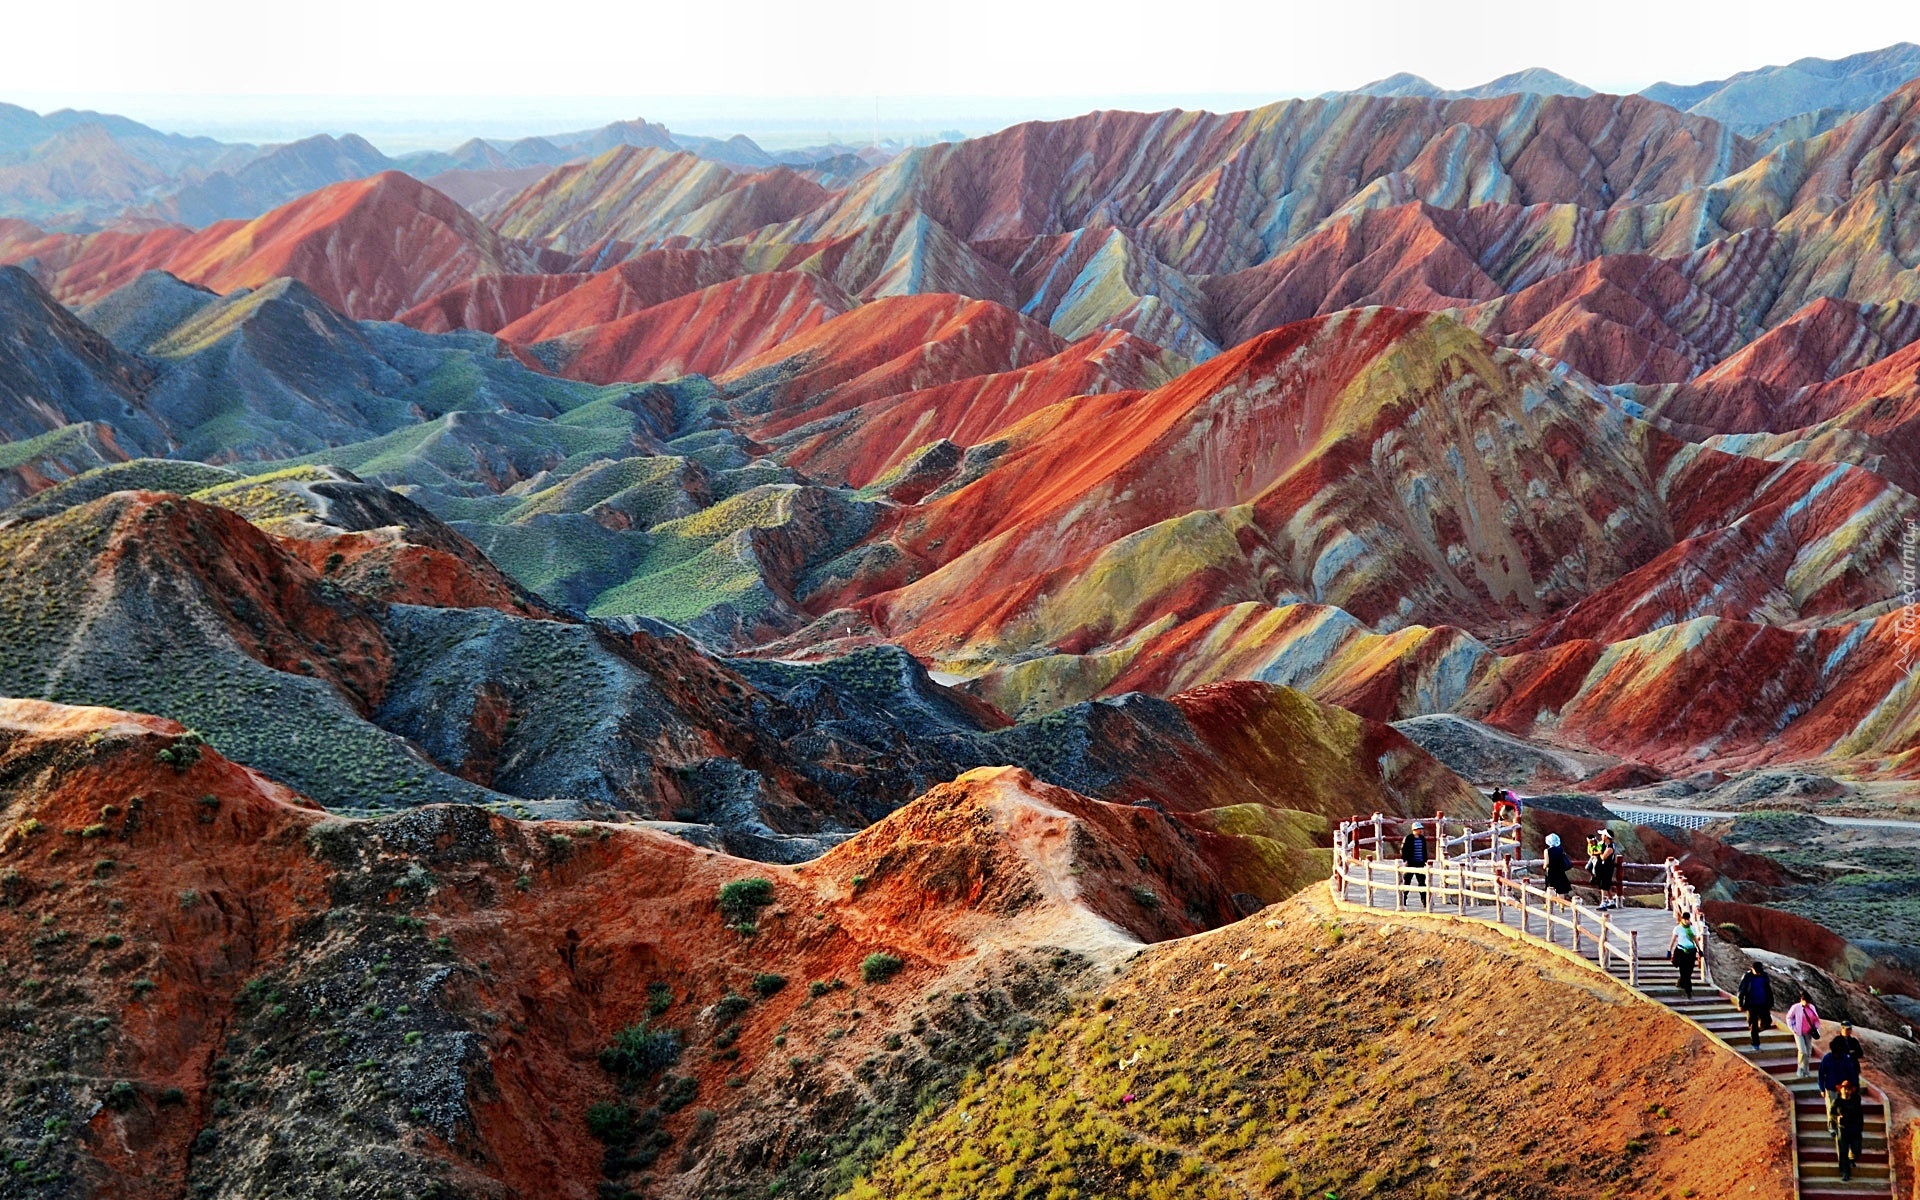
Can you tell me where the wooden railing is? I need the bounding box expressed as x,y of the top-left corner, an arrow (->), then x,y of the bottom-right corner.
1663,852 -> 1714,992
1331,814 -> 1645,985
1335,818 -> 1897,1198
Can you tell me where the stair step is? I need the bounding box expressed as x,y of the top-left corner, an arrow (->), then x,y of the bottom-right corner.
1802,1146 -> 1890,1160
1796,1111 -> 1889,1124
1344,891 -> 1904,1197
1801,1170 -> 1892,1184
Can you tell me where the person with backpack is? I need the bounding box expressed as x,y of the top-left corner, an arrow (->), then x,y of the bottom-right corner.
1667,912 -> 1700,1000
1542,834 -> 1572,898
1785,995 -> 1822,1078
1491,788 -> 1520,826
1399,824 -> 1429,908
1588,832 -> 1620,910
1818,1034 -> 1861,1135
1737,963 -> 1774,1051
1832,1078 -> 1865,1181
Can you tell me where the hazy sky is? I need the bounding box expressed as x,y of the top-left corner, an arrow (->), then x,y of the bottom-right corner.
10,0 -> 1919,150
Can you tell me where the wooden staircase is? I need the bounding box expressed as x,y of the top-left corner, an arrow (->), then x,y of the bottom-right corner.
1624,956 -> 1893,1198
1331,813 -> 1899,1200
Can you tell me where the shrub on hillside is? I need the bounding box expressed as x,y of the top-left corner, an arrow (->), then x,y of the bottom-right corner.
156,731 -> 206,771
750,972 -> 787,998
599,1021 -> 682,1079
718,877 -> 775,921
586,1100 -> 638,1144
860,952 -> 904,985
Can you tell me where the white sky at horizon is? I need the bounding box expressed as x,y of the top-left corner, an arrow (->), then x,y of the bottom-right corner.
10,0 -> 1920,152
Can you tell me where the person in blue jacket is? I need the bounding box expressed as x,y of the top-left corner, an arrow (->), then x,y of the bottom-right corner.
1819,1034 -> 1862,1135
1736,963 -> 1774,1051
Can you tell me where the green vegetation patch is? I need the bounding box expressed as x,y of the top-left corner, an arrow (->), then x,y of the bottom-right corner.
1,459 -> 239,523
0,425 -> 95,472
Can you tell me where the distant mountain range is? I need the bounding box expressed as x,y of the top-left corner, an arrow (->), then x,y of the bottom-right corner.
0,105 -> 893,230
1348,42 -> 1920,136
1643,42 -> 1920,130
1341,67 -> 1595,101
4,44 -> 1918,233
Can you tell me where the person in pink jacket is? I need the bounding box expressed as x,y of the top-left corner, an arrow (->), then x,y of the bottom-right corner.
1786,995 -> 1822,1078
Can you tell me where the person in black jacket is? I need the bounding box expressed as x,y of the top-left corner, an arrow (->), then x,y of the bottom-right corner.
1819,1037 -> 1861,1135
1399,826 -> 1429,908
1831,1021 -> 1863,1062
1833,1079 -> 1865,1181
1736,963 -> 1774,1051
1542,834 -> 1572,897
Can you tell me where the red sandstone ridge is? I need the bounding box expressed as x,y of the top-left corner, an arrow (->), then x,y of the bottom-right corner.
490,245 -> 751,342
531,271 -> 853,385
837,307 -> 1675,638
489,146 -> 830,254
794,94 -> 1745,274
0,172 -> 537,319
275,526 -> 555,619
10,490 -> 396,710
770,329 -> 1182,488
397,270 -> 592,334
1464,253 -> 1751,384
1697,298 -> 1920,395
1645,321 -> 1920,492
721,293 -> 1067,430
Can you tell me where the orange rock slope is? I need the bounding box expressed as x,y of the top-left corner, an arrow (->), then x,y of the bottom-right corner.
0,699 -> 1470,1199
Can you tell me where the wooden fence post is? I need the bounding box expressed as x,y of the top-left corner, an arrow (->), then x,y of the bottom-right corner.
1628,930 -> 1639,988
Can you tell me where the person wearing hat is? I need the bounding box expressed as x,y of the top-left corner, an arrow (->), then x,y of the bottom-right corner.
1602,830 -> 1627,909
1667,911 -> 1700,1000
1820,1036 -> 1866,1136
1831,1021 -> 1863,1062
1398,822 -> 1430,909
1833,1078 -> 1866,1181
1588,830 -> 1620,910
1542,833 -> 1572,898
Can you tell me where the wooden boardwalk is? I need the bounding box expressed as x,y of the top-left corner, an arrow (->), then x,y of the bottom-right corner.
1334,827 -> 1892,1200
